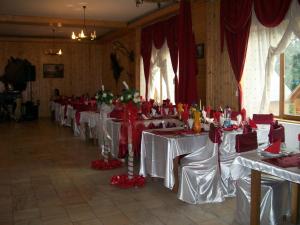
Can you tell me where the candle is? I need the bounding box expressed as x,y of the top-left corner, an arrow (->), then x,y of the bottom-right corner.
101,85 -> 104,91
122,81 -> 129,90
199,99 -> 202,110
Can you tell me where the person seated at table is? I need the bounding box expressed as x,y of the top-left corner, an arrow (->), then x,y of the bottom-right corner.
50,88 -> 60,101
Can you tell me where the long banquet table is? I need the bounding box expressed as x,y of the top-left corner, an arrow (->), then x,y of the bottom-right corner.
139,127 -> 208,190
107,118 -> 183,158
231,150 -> 300,225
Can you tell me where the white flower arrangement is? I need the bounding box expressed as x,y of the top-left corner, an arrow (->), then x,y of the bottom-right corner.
95,90 -> 114,105
120,88 -> 140,106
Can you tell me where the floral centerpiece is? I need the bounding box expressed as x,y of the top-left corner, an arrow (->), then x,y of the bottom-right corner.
95,89 -> 114,105
120,88 -> 141,105
91,86 -> 122,170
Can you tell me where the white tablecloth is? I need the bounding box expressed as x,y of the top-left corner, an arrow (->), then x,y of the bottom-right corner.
79,111 -> 100,140
230,150 -> 300,183
139,128 -> 208,189
106,118 -> 183,158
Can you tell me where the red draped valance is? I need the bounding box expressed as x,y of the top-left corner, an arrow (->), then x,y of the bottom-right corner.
254,0 -> 292,27
141,16 -> 179,100
221,0 -> 292,110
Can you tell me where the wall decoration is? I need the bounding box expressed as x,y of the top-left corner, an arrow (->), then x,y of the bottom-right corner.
110,41 -> 135,88
43,64 -> 64,78
196,43 -> 205,59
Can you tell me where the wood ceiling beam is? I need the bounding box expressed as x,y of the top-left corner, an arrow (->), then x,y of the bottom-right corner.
98,3 -> 179,43
128,3 -> 179,28
0,15 -> 127,29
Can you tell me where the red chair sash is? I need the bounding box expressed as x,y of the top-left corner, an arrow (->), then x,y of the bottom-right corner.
209,123 -> 222,144
253,113 -> 274,124
235,131 -> 258,153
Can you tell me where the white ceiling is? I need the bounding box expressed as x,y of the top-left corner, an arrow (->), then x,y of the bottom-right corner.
0,0 -> 173,39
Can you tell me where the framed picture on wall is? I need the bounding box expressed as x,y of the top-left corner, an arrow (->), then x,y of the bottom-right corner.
43,64 -> 64,78
196,43 -> 205,59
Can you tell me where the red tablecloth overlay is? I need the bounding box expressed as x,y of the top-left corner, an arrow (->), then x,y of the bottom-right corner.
54,97 -> 97,125
263,153 -> 300,168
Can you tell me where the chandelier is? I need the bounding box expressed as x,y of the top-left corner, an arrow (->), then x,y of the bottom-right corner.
136,0 -> 177,8
71,6 -> 96,41
45,28 -> 63,56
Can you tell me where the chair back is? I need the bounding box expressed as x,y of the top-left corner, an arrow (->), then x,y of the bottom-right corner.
235,131 -> 258,153
231,111 -> 240,120
209,123 -> 222,144
269,125 -> 285,143
252,113 -> 274,124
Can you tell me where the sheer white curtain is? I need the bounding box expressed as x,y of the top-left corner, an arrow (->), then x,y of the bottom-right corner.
242,0 -> 300,117
140,41 -> 175,104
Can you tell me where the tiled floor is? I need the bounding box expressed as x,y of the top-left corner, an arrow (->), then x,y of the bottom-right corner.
0,119 -> 239,225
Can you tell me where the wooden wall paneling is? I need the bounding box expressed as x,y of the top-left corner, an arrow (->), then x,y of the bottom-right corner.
206,0 -> 238,111
191,0 -> 207,106
134,28 -> 141,92
0,39 -> 102,117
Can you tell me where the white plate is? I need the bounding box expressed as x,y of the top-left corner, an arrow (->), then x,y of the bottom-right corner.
261,151 -> 284,158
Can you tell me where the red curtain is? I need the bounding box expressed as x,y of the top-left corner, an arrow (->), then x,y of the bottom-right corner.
254,0 -> 292,27
166,16 -> 179,103
141,27 -> 152,99
220,0 -> 252,110
221,0 -> 294,110
178,0 -> 198,104
141,16 -> 179,100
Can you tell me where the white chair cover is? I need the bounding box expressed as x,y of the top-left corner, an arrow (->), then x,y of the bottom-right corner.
235,175 -> 290,225
219,130 -> 242,197
178,126 -> 224,204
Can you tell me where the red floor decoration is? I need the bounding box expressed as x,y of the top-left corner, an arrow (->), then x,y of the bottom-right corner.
91,159 -> 123,170
110,174 -> 146,188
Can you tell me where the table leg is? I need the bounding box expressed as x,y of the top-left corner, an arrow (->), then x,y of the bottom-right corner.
250,170 -> 261,225
291,182 -> 299,224
172,156 -> 180,193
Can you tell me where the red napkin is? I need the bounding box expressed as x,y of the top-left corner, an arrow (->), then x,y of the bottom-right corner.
241,108 -> 247,121
264,139 -> 281,154
223,125 -> 239,131
151,130 -> 183,136
213,112 -> 221,122
249,119 -> 257,129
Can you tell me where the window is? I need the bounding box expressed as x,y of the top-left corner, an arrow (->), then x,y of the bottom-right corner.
242,6 -> 300,121
140,41 -> 175,104
273,37 -> 300,119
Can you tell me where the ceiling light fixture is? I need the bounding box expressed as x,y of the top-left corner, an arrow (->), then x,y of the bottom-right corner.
45,28 -> 63,56
71,5 -> 96,41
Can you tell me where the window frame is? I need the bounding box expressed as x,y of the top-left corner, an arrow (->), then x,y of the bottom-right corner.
278,54 -> 300,121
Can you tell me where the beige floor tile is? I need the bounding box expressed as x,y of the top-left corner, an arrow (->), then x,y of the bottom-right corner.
14,218 -> 43,225
42,216 -> 73,225
99,213 -> 135,225
13,208 -> 40,222
40,205 -> 68,220
0,120 -> 241,225
124,209 -> 164,225
73,218 -> 104,225
66,203 -> 97,222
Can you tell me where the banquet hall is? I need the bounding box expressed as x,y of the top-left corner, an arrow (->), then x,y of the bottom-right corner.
0,0 -> 300,225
